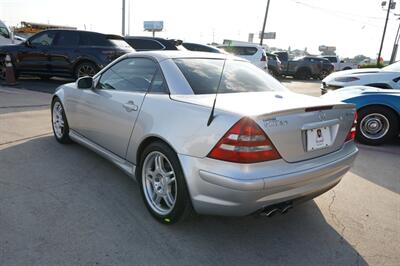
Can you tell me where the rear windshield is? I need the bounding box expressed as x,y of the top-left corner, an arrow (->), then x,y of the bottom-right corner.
109,39 -> 132,49
174,58 -> 287,94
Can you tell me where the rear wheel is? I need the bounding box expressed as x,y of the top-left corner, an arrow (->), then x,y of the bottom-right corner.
295,68 -> 311,80
51,98 -> 72,144
74,62 -> 97,79
319,70 -> 329,80
138,141 -> 192,224
0,56 -> 6,80
357,106 -> 399,145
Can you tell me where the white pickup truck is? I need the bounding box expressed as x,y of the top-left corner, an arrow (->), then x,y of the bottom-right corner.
322,55 -> 358,71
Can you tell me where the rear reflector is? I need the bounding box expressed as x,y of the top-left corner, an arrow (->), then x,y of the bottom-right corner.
208,118 -> 281,163
346,112 -> 358,142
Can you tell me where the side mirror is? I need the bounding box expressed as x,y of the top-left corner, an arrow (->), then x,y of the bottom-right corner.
340,60 -> 345,63
25,40 -> 32,47
77,76 -> 93,89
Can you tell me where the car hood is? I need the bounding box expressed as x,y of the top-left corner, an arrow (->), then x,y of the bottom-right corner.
171,91 -> 352,117
321,86 -> 400,100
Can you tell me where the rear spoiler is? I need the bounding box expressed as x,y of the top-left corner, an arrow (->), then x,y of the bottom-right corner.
105,34 -> 124,40
169,39 -> 183,46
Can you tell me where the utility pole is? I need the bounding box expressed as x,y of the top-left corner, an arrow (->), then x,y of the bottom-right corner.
377,0 -> 393,66
390,17 -> 400,63
259,0 -> 271,46
122,0 -> 126,36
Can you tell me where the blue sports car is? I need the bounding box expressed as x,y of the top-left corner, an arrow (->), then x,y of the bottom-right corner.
322,86 -> 400,145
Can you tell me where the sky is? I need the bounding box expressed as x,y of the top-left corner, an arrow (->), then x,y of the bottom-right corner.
1,0 -> 400,60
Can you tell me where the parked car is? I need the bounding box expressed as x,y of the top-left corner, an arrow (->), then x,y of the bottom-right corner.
217,45 -> 268,70
279,53 -> 334,80
124,36 -> 184,51
181,42 -> 223,53
0,19 -> 23,46
322,55 -> 358,71
266,52 -> 282,77
322,86 -> 399,145
51,51 -> 358,224
0,29 -> 133,80
321,61 -> 400,94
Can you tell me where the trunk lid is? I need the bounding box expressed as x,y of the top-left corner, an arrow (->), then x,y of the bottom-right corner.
172,91 -> 356,162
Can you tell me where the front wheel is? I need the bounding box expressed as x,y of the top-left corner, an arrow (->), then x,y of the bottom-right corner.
51,98 -> 72,144
357,106 -> 399,145
138,142 -> 192,224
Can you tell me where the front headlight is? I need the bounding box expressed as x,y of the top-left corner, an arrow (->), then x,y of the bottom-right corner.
334,76 -> 360,82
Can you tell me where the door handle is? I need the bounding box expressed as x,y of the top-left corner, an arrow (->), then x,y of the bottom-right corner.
123,101 -> 138,112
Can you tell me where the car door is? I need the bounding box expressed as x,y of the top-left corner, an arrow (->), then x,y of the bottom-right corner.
17,31 -> 56,74
73,57 -> 158,158
50,31 -> 79,76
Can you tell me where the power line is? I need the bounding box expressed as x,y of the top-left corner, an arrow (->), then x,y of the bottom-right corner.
286,0 -> 391,28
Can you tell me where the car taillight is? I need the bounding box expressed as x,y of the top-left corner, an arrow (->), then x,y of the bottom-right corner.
261,54 -> 267,61
208,118 -> 281,163
345,112 -> 358,142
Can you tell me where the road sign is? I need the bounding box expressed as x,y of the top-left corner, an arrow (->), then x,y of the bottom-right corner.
259,32 -> 276,39
144,21 -> 163,31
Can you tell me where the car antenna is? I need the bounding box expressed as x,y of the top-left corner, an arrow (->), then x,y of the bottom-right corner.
207,58 -> 227,127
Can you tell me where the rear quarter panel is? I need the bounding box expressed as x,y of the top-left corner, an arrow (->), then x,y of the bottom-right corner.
125,94 -> 241,165
344,94 -> 400,115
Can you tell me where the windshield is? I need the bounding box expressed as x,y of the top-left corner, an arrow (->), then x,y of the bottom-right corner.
382,61 -> 400,72
174,58 -> 287,95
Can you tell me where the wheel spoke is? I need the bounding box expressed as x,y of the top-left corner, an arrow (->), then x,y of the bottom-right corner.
163,195 -> 173,208
167,176 -> 176,185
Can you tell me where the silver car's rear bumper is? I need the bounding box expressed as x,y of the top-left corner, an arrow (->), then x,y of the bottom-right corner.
178,142 -> 358,216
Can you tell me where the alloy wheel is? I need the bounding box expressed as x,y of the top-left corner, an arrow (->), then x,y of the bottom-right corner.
360,113 -> 390,140
142,151 -> 177,215
77,64 -> 96,78
52,102 -> 65,139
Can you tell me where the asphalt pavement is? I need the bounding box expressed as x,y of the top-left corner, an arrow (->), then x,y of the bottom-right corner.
0,80 -> 399,265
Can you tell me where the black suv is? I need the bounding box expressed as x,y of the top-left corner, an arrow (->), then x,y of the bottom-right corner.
0,29 -> 134,79
124,36 -> 183,51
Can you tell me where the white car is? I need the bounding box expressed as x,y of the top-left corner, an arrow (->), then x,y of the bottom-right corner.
322,55 -> 358,71
0,20 -> 21,45
218,45 -> 268,70
321,61 -> 400,94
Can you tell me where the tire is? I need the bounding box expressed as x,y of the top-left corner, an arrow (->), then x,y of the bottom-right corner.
295,68 -> 311,80
74,61 -> 97,79
138,141 -> 192,224
319,70 -> 329,80
356,106 -> 399,145
51,98 -> 72,144
0,55 -> 6,80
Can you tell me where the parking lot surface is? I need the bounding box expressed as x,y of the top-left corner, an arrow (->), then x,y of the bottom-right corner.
0,79 -> 399,265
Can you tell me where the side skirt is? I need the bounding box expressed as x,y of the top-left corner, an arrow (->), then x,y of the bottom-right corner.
69,130 -> 136,180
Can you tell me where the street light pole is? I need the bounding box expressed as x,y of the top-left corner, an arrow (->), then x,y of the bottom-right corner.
377,0 -> 393,66
122,0 -> 126,36
390,18 -> 400,64
259,0 -> 271,46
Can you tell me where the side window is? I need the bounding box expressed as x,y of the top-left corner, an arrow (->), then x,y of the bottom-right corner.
149,70 -> 168,94
30,31 -> 56,46
79,32 -> 110,46
54,31 -> 79,46
98,58 -> 157,92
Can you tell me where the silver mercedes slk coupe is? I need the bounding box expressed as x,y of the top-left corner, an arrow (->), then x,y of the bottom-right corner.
51,51 -> 358,224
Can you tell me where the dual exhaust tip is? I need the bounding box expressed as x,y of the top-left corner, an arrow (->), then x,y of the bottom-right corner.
260,202 -> 293,217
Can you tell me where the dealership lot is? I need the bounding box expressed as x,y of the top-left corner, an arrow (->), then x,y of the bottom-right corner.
0,80 -> 399,265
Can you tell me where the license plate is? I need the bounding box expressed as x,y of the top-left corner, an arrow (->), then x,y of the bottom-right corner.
306,127 -> 332,151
